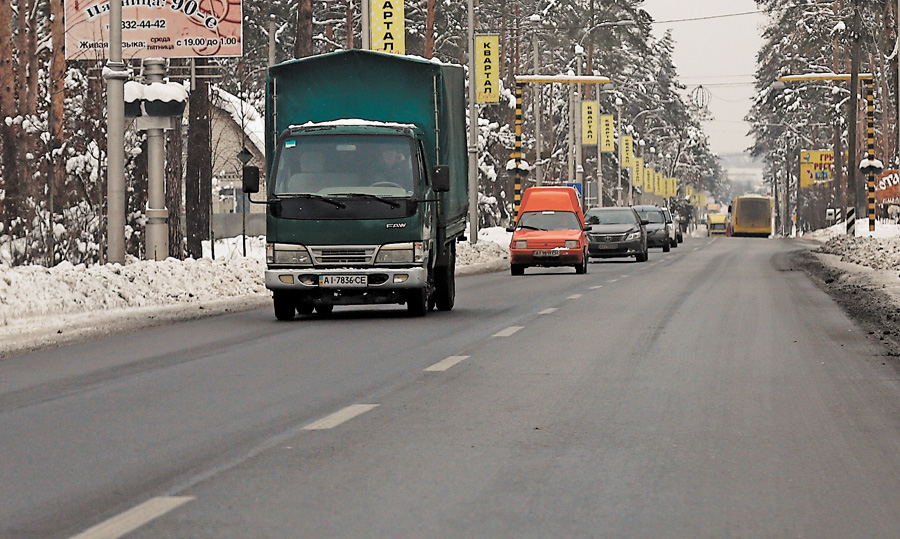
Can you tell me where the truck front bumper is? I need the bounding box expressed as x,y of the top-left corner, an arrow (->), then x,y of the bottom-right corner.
265,266 -> 427,290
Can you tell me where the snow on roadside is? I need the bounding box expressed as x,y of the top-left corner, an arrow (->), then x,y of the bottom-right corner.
0,229 -> 511,325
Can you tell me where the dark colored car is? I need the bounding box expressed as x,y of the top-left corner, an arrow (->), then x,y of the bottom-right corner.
661,208 -> 679,248
632,205 -> 671,252
584,207 -> 649,262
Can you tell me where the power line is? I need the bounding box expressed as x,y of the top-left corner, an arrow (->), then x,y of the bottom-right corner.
651,10 -> 767,25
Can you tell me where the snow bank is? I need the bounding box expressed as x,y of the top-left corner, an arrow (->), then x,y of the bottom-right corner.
0,229 -> 511,326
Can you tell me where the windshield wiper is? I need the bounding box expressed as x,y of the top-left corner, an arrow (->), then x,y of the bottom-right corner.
277,193 -> 346,209
341,193 -> 401,209
517,225 -> 545,231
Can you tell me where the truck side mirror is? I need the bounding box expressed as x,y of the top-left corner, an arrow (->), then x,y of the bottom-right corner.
432,165 -> 450,192
243,166 -> 260,194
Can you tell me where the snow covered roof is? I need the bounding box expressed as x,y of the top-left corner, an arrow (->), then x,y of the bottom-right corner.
292,119 -> 418,130
212,87 -> 266,156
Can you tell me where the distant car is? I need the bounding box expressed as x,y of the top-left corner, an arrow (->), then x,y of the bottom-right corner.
661,208 -> 678,248
584,207 -> 649,262
508,187 -> 589,275
632,205 -> 670,252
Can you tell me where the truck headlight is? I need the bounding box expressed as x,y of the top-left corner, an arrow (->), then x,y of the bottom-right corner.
565,240 -> 579,249
376,242 -> 424,264
268,243 -> 312,265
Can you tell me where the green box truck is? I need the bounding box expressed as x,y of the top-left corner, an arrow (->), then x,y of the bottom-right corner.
243,50 -> 469,320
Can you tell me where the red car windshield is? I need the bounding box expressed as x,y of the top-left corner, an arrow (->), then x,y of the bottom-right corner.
516,211 -> 581,231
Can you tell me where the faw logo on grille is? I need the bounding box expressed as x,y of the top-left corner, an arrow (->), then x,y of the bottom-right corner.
386,223 -> 407,229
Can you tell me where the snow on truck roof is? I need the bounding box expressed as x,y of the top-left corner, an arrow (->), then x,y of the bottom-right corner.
290,119 -> 418,130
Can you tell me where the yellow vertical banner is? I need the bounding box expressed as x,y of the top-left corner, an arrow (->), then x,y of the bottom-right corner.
655,172 -> 663,196
582,101 -> 598,145
671,178 -> 678,197
371,0 -> 406,55
475,35 -> 499,103
599,114 -> 615,152
621,135 -> 634,168
633,158 -> 644,189
645,167 -> 655,193
685,185 -> 693,197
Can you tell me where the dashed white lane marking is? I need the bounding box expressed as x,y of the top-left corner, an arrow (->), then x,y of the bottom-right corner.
303,404 -> 379,430
589,285 -> 604,290
693,247 -> 700,251
539,308 -> 558,315
621,274 -> 630,278
609,279 -> 619,283
493,326 -> 524,337
567,294 -> 582,300
69,496 -> 194,539
425,355 -> 470,372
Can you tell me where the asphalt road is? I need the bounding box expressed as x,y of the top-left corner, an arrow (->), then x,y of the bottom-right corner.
5,236 -> 900,537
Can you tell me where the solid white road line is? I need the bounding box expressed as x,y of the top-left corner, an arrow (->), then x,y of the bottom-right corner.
567,294 -> 582,300
539,308 -> 558,315
425,355 -> 470,372
493,326 -> 524,337
69,496 -> 194,539
303,404 -> 379,430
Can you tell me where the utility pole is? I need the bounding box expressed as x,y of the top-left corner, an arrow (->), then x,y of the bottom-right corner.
467,0 -> 478,242
848,0 -> 860,235
104,0 -> 127,263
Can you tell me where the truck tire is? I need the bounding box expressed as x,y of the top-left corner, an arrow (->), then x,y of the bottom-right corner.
407,288 -> 429,317
434,243 -> 456,311
273,292 -> 295,321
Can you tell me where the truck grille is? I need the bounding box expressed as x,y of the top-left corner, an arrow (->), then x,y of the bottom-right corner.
309,246 -> 377,265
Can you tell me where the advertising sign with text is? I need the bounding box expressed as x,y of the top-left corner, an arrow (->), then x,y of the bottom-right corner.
876,170 -> 900,205
799,150 -> 834,188
582,101 -> 598,145
475,35 -> 499,103
633,157 -> 644,189
621,135 -> 634,168
599,114 -> 614,152
64,0 -> 243,60
371,0 -> 406,55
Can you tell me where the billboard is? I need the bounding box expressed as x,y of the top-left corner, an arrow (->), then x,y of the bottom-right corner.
876,170 -> 900,205
371,0 -> 406,55
475,35 -> 499,103
65,0 -> 243,60
799,150 -> 834,188
599,114 -> 614,152
582,101 -> 598,145
620,135 -> 634,168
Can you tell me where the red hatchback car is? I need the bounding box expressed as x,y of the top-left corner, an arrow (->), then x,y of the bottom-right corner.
507,187 -> 588,275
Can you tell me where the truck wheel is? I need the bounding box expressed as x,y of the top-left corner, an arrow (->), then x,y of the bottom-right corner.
434,244 -> 456,311
273,292 -> 295,321
407,288 -> 429,317
511,264 -> 525,276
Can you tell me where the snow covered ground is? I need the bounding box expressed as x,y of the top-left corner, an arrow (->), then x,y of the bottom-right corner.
1,222 -> 898,359
0,227 -> 512,358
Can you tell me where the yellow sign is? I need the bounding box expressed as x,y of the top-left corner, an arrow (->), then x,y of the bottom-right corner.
371,0 -> 406,55
645,167 -> 655,193
633,158 -> 644,189
621,136 -> 634,168
655,172 -> 663,196
799,150 -> 834,188
600,114 -> 615,152
582,101 -> 598,145
670,178 -> 678,198
475,35 -> 499,103
685,185 -> 694,197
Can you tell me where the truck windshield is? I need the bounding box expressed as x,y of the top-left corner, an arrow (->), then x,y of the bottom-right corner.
273,135 -> 417,198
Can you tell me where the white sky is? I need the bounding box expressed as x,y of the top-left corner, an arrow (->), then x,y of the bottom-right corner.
640,0 -> 766,156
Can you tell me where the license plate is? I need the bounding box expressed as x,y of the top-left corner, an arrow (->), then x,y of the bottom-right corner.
533,250 -> 560,257
319,274 -> 367,287
595,244 -> 617,250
